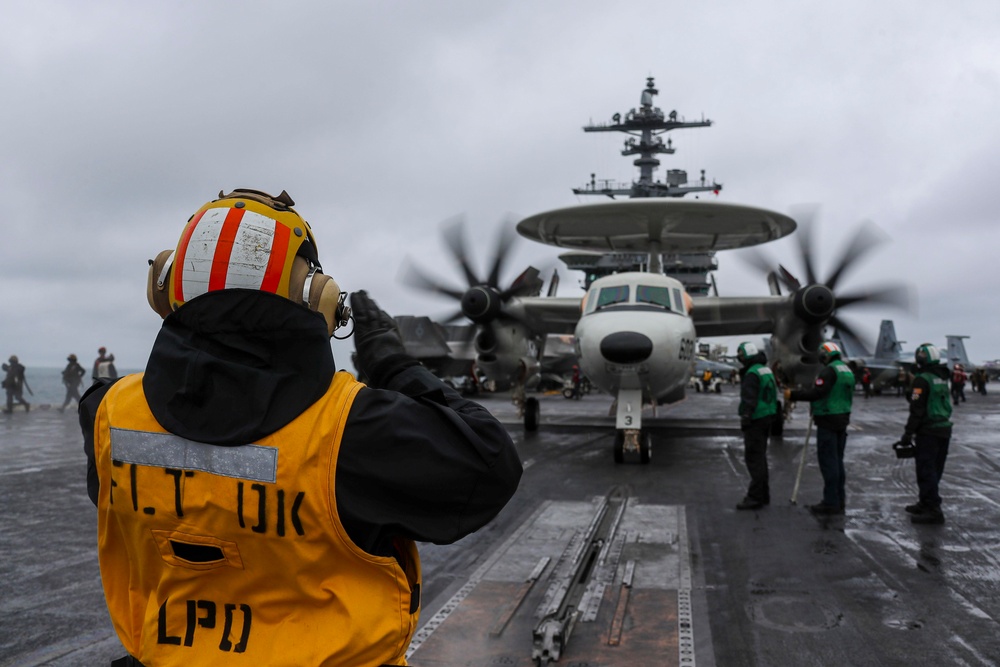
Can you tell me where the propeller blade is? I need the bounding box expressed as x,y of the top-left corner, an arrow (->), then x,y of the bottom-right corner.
547,269 -> 560,298
824,220 -> 890,291
777,264 -> 802,292
735,246 -> 778,276
441,309 -> 469,325
501,266 -> 544,299
400,259 -> 465,301
835,284 -> 914,312
790,204 -> 820,287
441,217 -> 481,287
487,218 -> 518,288
766,272 -> 782,296
828,315 -> 868,352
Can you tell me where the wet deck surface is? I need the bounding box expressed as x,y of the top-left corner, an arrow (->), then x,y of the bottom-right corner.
3,387 -> 1000,665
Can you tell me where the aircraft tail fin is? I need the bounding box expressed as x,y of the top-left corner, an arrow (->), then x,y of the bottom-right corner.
395,315 -> 454,358
945,335 -> 971,368
874,320 -> 902,360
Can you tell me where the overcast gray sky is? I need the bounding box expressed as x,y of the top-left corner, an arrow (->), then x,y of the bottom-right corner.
2,0 -> 998,370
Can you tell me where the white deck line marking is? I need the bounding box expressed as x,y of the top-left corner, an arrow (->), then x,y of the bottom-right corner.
406,500 -> 554,658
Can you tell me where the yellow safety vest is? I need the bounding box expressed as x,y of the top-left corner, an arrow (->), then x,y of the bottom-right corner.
93,372 -> 420,666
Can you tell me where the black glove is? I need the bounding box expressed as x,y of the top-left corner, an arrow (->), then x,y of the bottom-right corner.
900,432 -> 913,446
350,290 -> 418,388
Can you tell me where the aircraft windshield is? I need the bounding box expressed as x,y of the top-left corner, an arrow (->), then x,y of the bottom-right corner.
636,285 -> 672,310
596,285 -> 630,309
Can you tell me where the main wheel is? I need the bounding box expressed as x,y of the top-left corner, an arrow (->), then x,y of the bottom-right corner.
639,431 -> 652,464
613,431 -> 624,463
524,397 -> 540,432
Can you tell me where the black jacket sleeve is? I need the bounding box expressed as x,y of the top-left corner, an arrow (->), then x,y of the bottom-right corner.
336,365 -> 522,556
79,378 -> 121,506
789,365 -> 837,403
739,371 -> 760,422
904,375 -> 930,438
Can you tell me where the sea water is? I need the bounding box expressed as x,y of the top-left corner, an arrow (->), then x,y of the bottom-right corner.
3,366 -> 142,410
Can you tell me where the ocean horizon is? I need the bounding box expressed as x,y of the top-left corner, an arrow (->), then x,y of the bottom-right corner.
2,366 -> 143,410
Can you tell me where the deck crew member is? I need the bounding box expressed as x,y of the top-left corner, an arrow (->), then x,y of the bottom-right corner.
80,189 -> 522,666
3,355 -> 31,413
786,341 -> 854,515
60,353 -> 86,411
900,343 -> 952,525
735,342 -> 777,510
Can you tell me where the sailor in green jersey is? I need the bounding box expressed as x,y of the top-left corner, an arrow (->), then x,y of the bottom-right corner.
786,341 -> 854,515
900,343 -> 953,525
735,342 -> 778,510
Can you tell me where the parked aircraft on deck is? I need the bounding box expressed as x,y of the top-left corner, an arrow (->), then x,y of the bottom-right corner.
403,79 -> 909,463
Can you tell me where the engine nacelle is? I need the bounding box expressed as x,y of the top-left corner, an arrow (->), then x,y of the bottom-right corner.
519,356 -> 541,389
475,322 -> 536,391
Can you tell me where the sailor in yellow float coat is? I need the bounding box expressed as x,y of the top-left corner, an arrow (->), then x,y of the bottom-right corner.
80,190 -> 522,667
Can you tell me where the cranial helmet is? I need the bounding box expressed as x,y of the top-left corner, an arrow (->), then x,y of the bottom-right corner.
147,189 -> 349,336
737,341 -> 758,364
68,354 -> 77,362
914,343 -> 941,367
818,341 -> 842,364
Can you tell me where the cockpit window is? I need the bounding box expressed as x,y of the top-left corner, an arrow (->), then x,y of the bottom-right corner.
596,285 -> 630,309
636,285 -> 672,310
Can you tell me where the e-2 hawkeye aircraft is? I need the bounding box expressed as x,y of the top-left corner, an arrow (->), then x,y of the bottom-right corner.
407,198 -> 908,463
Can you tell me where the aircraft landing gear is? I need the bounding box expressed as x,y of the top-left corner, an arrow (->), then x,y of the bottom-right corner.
524,396 -> 540,432
613,388 -> 651,464
613,428 -> 652,464
641,431 -> 652,463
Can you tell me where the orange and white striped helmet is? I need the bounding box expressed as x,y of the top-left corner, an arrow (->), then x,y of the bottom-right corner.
818,341 -> 842,363
167,189 -> 320,311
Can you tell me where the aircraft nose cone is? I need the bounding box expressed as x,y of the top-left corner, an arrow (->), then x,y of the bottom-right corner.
600,332 -> 653,364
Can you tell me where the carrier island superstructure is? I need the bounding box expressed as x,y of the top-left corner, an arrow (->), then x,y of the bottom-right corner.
563,76 -> 723,296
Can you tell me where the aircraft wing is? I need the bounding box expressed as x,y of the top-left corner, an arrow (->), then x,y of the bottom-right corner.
511,296 -> 583,335
690,296 -> 786,338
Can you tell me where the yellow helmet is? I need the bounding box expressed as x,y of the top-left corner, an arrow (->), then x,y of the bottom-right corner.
148,189 -> 347,336
169,189 -> 319,309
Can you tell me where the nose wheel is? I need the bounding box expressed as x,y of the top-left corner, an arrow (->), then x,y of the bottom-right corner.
613,429 -> 652,464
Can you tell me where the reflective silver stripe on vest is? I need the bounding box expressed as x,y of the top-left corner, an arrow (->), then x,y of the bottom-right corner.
110,428 -> 278,483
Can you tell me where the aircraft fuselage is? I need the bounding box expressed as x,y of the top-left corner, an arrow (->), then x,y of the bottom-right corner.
574,273 -> 696,404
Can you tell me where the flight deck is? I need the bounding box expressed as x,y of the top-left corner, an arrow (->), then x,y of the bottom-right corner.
3,388 -> 1000,665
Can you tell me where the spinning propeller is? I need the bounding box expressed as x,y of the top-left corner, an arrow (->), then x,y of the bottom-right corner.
401,217 -> 544,338
740,207 -> 913,360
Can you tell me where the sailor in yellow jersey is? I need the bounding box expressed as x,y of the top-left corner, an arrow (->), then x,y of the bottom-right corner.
80,189 -> 522,667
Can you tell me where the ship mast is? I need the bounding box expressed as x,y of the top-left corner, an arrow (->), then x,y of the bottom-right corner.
565,77 -> 723,294
575,77 -> 720,199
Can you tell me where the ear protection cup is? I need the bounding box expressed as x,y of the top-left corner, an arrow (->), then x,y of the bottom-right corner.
147,249 -> 175,319
289,256 -> 342,337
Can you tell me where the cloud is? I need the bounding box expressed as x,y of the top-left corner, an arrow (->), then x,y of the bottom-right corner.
2,0 -> 999,367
